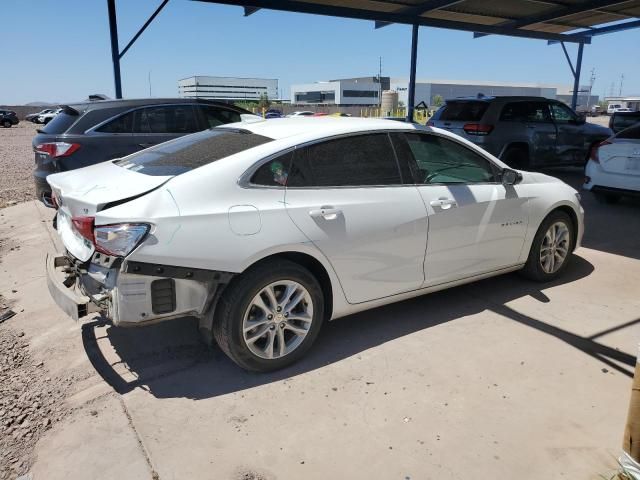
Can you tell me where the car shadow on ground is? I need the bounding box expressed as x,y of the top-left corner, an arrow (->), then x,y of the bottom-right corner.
80,254 -> 636,400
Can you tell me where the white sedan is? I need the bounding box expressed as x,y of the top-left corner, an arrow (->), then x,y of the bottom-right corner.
584,123 -> 640,203
46,117 -> 584,371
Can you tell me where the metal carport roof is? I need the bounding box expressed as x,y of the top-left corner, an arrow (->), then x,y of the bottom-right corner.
107,0 -> 640,118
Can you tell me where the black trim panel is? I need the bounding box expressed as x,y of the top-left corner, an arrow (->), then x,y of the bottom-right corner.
124,260 -> 234,283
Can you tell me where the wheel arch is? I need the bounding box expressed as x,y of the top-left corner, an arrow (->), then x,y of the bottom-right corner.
246,251 -> 335,323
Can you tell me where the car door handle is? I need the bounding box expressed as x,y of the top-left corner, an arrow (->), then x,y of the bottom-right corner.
138,143 -> 157,148
430,198 -> 457,210
309,207 -> 342,219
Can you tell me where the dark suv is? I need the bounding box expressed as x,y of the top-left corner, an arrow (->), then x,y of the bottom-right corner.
33,98 -> 253,206
428,96 -> 612,168
1,110 -> 19,128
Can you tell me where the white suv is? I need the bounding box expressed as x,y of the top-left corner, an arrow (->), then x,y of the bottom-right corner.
47,117 -> 584,371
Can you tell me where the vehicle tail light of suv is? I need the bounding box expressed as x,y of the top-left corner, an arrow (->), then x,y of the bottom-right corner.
463,123 -> 494,136
589,140 -> 612,164
71,216 -> 150,257
35,142 -> 81,158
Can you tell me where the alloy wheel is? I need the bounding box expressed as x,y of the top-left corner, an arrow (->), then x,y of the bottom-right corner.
242,280 -> 314,360
539,221 -> 570,274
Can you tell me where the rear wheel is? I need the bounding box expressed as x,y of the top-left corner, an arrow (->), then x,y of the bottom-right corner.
520,210 -> 574,282
502,146 -> 529,169
213,259 -> 324,372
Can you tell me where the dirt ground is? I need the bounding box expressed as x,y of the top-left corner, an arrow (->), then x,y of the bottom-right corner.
0,116 -> 638,480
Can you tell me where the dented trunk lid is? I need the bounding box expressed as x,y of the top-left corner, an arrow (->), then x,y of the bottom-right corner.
47,161 -> 171,261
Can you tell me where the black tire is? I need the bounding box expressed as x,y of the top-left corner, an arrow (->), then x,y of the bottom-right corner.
213,259 -> 324,372
502,146 -> 529,169
593,191 -> 620,204
520,210 -> 575,282
2,120 -> 11,128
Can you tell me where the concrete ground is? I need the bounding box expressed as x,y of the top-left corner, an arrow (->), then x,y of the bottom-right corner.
0,170 -> 638,480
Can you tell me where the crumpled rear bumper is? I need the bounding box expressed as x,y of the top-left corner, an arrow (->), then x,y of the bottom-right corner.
46,254 -> 100,321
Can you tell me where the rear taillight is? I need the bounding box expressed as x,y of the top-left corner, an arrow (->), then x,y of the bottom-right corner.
463,123 -> 494,136
70,216 -> 150,257
589,140 -> 612,164
71,216 -> 95,243
35,142 -> 81,158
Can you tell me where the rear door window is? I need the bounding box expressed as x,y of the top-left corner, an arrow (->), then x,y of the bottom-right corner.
132,105 -> 199,134
439,101 -> 489,121
288,134 -> 401,187
95,111 -> 135,133
199,105 -> 242,128
115,128 -> 273,176
500,102 -> 551,123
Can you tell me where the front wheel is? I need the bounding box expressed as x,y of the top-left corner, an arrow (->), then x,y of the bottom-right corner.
213,259 -> 324,372
2,120 -> 11,128
520,211 -> 574,282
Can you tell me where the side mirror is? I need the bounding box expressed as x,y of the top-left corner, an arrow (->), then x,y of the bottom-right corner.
502,168 -> 522,186
574,114 -> 587,125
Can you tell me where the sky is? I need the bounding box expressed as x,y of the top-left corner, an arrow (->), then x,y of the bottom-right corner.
0,0 -> 639,105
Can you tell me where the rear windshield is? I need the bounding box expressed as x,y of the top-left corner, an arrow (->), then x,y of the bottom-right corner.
439,101 -> 490,122
617,124 -> 640,140
115,128 -> 273,176
41,111 -> 79,134
612,113 -> 640,132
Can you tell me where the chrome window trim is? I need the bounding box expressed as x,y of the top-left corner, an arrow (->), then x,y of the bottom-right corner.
239,129 -> 408,190
239,128 -> 508,190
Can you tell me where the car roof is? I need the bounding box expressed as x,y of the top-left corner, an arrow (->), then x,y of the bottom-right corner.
226,116 -> 417,140
446,95 -> 550,102
64,97 -> 245,112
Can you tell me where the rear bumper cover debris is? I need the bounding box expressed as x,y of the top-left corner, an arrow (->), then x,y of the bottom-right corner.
46,254 -> 100,321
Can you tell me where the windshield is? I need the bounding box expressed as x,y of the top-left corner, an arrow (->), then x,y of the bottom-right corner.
439,101 -> 490,122
115,128 -> 274,176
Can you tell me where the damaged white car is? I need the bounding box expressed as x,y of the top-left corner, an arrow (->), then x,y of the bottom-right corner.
47,117 -> 584,371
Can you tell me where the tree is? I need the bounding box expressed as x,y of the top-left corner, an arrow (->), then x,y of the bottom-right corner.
258,93 -> 271,110
432,95 -> 444,107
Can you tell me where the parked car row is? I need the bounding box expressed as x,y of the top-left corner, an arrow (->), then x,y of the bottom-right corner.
25,108 -> 60,124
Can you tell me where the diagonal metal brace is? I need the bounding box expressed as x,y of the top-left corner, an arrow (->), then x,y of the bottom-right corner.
119,0 -> 170,59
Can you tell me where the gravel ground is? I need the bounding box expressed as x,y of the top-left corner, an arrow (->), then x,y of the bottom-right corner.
0,122 -> 38,209
0,230 -> 71,480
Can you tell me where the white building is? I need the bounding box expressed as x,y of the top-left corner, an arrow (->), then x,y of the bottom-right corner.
604,96 -> 640,111
292,77 -> 598,109
291,79 -> 380,106
178,76 -> 279,101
